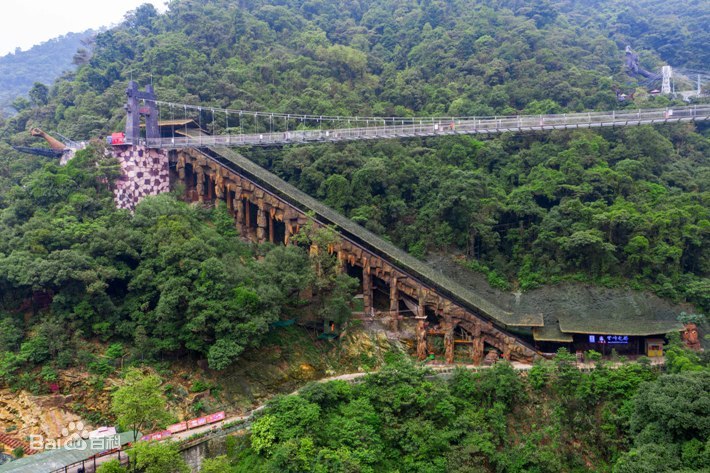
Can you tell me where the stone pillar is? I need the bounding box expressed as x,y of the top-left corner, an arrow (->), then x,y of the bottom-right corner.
389,276 -> 399,331
234,193 -> 245,236
284,221 -> 293,245
206,174 -> 215,202
336,250 -> 347,274
177,156 -> 186,181
226,188 -> 233,211
196,167 -> 205,202
256,203 -> 267,244
444,317 -> 455,364
416,289 -> 427,360
502,344 -> 511,361
214,173 -> 224,200
363,259 -> 373,316
245,200 -> 251,228
268,212 -> 275,244
473,336 -> 484,365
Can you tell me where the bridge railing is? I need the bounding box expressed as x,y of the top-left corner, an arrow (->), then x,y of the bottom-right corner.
143,105 -> 710,148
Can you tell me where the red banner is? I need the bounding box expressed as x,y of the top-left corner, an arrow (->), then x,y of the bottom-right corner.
141,430 -> 172,441
187,416 -> 208,429
167,422 -> 188,434
207,411 -> 226,423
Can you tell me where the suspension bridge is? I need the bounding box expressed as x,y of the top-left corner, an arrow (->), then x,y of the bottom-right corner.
141,101 -> 710,149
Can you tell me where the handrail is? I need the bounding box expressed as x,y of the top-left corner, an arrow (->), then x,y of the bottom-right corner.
147,105 -> 710,149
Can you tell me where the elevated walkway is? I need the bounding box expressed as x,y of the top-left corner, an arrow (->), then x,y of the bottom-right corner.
147,105 -> 710,148
202,146 -> 541,331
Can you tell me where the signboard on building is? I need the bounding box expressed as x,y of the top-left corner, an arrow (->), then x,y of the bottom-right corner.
588,335 -> 629,344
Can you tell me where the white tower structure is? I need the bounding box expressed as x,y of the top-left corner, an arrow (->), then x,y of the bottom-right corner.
661,65 -> 673,94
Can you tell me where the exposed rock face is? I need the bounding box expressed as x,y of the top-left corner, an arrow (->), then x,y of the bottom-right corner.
339,330 -> 399,369
112,145 -> 170,210
0,389 -> 91,448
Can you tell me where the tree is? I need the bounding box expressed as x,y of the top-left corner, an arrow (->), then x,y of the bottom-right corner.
630,372 -> 710,442
129,441 -> 189,473
10,96 -> 30,112
96,459 -> 128,473
290,219 -> 358,327
28,82 -> 49,106
111,369 -> 171,441
200,456 -> 234,473
0,317 -> 22,352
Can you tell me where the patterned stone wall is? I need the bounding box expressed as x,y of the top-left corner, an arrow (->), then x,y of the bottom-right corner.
111,145 -> 170,210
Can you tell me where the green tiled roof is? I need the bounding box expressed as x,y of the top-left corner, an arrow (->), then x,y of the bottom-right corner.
558,318 -> 683,336
0,432 -> 135,473
533,323 -> 574,342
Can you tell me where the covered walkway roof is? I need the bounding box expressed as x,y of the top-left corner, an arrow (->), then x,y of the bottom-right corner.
0,432 -> 134,473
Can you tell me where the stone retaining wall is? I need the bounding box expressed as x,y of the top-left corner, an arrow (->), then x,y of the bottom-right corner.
112,145 -> 169,210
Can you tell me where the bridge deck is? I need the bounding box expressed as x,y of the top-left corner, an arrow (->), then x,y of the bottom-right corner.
202,146 -> 542,329
149,105 -> 710,148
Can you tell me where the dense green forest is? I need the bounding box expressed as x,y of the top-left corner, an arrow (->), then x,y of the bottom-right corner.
1,0 -> 707,303
0,30 -> 94,115
0,0 -> 708,374
0,144 -> 358,389
211,345 -> 710,473
0,0 -> 707,358
0,0 -> 708,471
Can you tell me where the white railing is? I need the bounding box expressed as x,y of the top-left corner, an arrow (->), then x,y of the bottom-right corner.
144,105 -> 710,149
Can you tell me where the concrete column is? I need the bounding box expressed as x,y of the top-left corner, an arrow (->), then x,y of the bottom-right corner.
473,335 -> 484,365
196,168 -> 205,202
284,221 -> 293,245
256,203 -> 267,244
363,259 -> 373,316
444,316 -> 455,364
416,289 -> 427,360
389,276 -> 399,331
245,199 -> 251,228
268,212 -> 275,244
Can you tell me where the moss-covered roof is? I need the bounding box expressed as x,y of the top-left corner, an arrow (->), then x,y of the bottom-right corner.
205,146 -> 543,331
553,291 -> 685,336
558,318 -> 683,336
425,255 -> 688,338
533,323 -> 574,342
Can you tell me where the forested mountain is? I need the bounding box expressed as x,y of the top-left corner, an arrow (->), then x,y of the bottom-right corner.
0,0 -> 707,358
5,0 -> 703,139
0,0 -> 708,471
0,0 -> 707,340
0,30 -> 94,115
